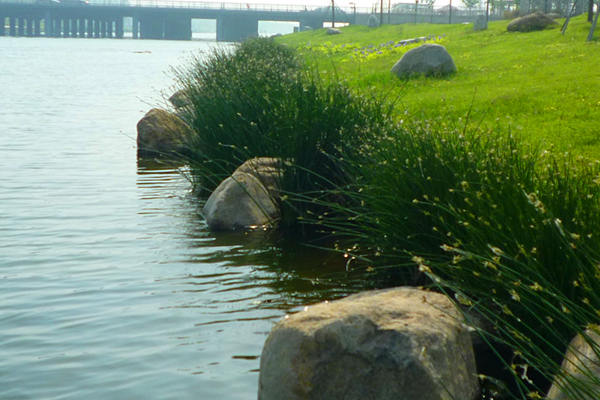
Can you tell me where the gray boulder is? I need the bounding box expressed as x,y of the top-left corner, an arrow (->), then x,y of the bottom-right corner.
391,44 -> 457,79
258,287 -> 479,400
234,157 -> 282,200
368,14 -> 379,27
474,15 -> 488,31
507,12 -> 558,32
547,327 -> 600,400
136,108 -> 193,158
326,27 -> 342,35
203,171 -> 279,231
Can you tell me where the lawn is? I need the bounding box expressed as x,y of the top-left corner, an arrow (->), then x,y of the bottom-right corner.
276,16 -> 600,157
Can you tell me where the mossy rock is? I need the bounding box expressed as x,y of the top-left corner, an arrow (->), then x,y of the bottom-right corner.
507,12 -> 558,32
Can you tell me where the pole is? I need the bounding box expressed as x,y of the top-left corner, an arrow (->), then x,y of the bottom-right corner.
486,0 -> 490,23
449,0 -> 452,23
331,0 -> 335,27
388,0 -> 391,23
380,0 -> 384,25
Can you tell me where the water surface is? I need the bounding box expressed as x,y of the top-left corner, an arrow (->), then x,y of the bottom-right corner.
0,36 -> 362,399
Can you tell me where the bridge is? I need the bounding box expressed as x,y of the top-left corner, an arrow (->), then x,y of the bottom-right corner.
0,0 -> 356,41
0,0 -> 489,41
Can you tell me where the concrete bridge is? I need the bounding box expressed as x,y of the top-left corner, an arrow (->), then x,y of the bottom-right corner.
0,0 -> 356,41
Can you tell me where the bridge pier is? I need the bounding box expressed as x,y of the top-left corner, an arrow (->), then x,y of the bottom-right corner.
115,17 -> 123,38
77,18 -> 84,37
9,17 -> 15,36
87,18 -> 93,37
164,15 -> 191,40
17,17 -> 24,36
0,17 -> 4,36
93,19 -> 99,38
101,19 -> 107,38
34,17 -> 41,37
216,14 -> 258,42
140,15 -> 163,39
132,16 -> 139,39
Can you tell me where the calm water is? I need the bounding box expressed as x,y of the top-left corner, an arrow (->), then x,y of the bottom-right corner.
0,37 -> 363,399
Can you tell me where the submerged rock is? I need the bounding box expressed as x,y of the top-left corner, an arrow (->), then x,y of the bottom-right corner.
203,171 -> 279,231
546,326 -> 600,400
507,12 -> 558,32
136,108 -> 193,158
391,44 -> 457,79
258,287 -> 479,400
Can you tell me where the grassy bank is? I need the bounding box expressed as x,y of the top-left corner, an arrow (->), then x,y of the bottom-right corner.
173,23 -> 600,397
276,15 -> 600,157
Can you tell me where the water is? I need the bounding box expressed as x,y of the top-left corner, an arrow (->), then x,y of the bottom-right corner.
0,36 -> 364,400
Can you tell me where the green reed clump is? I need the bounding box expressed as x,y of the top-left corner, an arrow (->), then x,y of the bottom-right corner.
173,38 -> 301,193
174,37 -> 392,234
315,119 -> 600,397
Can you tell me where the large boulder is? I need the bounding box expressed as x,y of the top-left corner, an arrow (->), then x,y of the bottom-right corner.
546,327 -> 600,400
258,287 -> 479,400
326,27 -> 342,35
391,44 -> 457,79
234,157 -> 282,199
507,12 -> 558,32
136,108 -> 193,158
203,171 -> 279,231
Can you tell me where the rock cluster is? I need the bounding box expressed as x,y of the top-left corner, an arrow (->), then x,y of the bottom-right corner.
258,287 -> 479,400
391,44 -> 456,79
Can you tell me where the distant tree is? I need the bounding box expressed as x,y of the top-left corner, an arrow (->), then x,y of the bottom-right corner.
463,0 -> 480,9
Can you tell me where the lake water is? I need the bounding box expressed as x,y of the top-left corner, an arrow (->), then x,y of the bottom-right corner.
0,36 -> 365,399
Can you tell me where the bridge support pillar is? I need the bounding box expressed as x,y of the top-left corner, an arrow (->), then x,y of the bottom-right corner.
216,14 -> 258,42
53,17 -> 61,37
25,18 -> 32,36
140,15 -> 164,39
132,16 -> 139,38
34,17 -> 41,36
115,17 -> 123,38
61,18 -> 68,37
107,19 -> 114,38
164,15 -> 191,40
18,17 -> 25,36
87,18 -> 93,37
101,19 -> 107,38
94,19 -> 100,37
44,13 -> 52,36
9,16 -> 15,36
0,17 -> 4,36
78,18 -> 85,37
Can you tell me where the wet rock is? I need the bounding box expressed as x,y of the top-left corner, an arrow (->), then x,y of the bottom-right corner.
391,44 -> 457,79
203,171 -> 279,231
258,287 -> 479,400
546,326 -> 600,400
507,12 -> 558,32
136,108 -> 193,158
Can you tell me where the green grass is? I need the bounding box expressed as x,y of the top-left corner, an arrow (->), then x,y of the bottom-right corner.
276,16 -> 600,157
